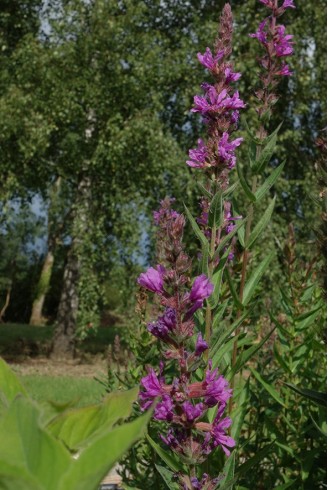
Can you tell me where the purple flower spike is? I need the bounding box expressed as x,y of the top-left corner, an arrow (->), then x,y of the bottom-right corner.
274,25 -> 294,57
195,333 -> 208,356
276,63 -> 293,76
189,274 -> 214,302
187,139 -> 208,168
139,368 -> 164,409
249,19 -> 268,44
137,265 -> 165,293
197,47 -> 224,70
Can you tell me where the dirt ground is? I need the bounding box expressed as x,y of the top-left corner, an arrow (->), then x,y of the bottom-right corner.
8,355 -> 109,378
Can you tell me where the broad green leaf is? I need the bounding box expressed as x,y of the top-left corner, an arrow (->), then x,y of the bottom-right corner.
242,251 -> 275,305
249,367 -> 286,407
0,460 -> 43,490
254,161 -> 285,202
237,161 -> 256,202
247,197 -> 276,249
0,357 -> 28,402
0,396 -> 71,490
184,204 -> 208,248
155,464 -> 179,490
60,411 -> 151,490
48,387 -> 139,450
208,190 -> 223,227
146,434 -> 184,473
284,384 -> 327,407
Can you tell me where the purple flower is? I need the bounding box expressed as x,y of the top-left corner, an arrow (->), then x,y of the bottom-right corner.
154,395 -> 174,421
148,308 -> 177,340
197,47 -> 224,70
187,139 -> 208,168
276,63 -> 293,76
220,91 -> 246,110
204,368 -> 232,407
282,0 -> 295,9
218,132 -> 243,168
274,25 -> 294,57
182,401 -> 204,422
139,368 -> 164,409
211,415 -> 235,456
189,274 -> 214,302
224,67 -> 241,83
249,19 -> 268,44
137,265 -> 165,293
195,333 -> 208,356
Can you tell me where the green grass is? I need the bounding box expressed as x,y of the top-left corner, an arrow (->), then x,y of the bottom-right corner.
20,375 -> 107,407
0,323 -> 123,357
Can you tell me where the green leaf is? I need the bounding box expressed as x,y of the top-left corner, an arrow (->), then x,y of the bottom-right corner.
220,453 -> 235,489
146,434 -> 184,473
230,378 -> 250,442
229,326 -> 276,378
201,242 -> 210,276
48,387 -> 139,451
284,384 -> 327,407
223,181 -> 239,197
208,248 -> 231,309
0,460 -> 43,490
210,310 -> 249,358
254,161 -> 285,202
237,161 -> 256,202
155,465 -> 179,490
197,182 -> 212,199
0,396 -> 71,490
184,204 -> 208,248
208,190 -> 223,227
247,197 -> 276,249
273,481 -> 296,489
213,219 -> 246,260
0,357 -> 28,402
242,251 -> 275,305
241,116 -> 261,144
251,122 -> 283,174
235,442 -> 275,475
60,411 -> 151,490
249,367 -> 286,407
224,268 -> 243,309
273,342 -> 292,374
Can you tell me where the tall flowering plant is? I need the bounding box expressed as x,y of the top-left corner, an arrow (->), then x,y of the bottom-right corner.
136,1 -> 294,488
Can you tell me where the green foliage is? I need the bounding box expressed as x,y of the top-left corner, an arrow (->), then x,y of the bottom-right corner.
0,357 -> 150,490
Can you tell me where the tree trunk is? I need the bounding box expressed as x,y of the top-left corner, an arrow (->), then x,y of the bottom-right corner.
51,175 -> 91,359
29,247 -> 54,325
0,283 -> 12,323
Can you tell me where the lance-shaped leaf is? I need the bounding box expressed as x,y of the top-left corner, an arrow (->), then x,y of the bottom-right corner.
284,384 -> 327,407
241,116 -> 262,144
210,310 -> 249,358
213,219 -> 246,259
249,367 -> 286,407
223,181 -> 239,197
224,268 -> 244,309
208,247 -> 231,309
237,161 -> 256,202
184,204 -> 208,248
155,465 -> 179,490
146,435 -> 185,473
201,242 -> 210,276
229,327 -> 276,379
247,197 -> 276,249
251,122 -> 283,174
220,453 -> 235,490
197,182 -> 212,199
208,190 -> 223,227
242,251 -> 275,305
254,161 -> 285,202
230,378 -> 250,442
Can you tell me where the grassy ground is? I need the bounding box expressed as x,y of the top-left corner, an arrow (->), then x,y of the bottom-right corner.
0,323 -> 123,358
20,374 -> 107,407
